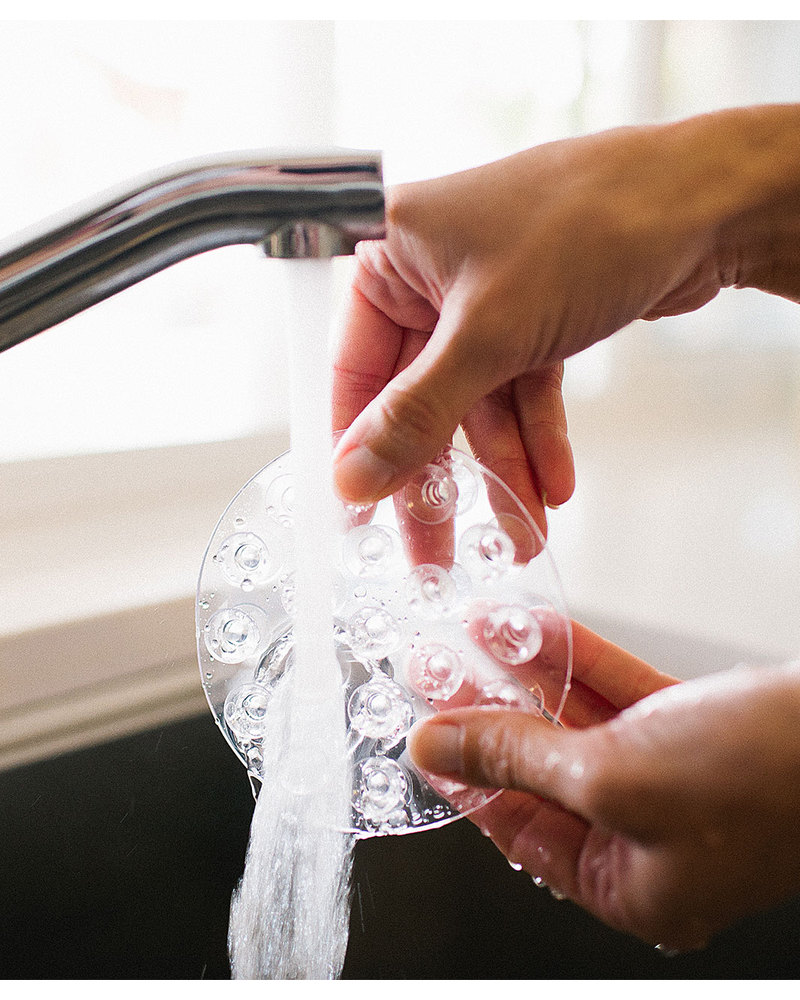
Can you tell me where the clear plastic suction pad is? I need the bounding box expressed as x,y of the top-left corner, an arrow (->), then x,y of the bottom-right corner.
197,443 -> 572,838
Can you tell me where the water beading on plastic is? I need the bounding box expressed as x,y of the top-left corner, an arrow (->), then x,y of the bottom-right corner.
196,444 -> 573,838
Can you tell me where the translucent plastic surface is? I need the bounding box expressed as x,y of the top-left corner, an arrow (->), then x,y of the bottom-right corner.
196,444 -> 572,837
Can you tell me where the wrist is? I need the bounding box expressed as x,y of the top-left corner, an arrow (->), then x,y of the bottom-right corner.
684,104 -> 800,299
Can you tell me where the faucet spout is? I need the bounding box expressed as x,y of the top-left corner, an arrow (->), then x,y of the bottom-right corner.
0,149 -> 385,354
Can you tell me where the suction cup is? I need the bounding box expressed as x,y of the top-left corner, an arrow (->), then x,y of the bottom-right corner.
197,444 -> 572,837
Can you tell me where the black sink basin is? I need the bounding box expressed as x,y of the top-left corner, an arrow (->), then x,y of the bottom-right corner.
2,714 -> 798,979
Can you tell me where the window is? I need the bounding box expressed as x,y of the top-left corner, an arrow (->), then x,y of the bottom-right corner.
0,20 -> 341,461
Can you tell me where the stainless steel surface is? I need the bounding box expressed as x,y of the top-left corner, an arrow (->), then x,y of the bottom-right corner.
0,149 -> 384,353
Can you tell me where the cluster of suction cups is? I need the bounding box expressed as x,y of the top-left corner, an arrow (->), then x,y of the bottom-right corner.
197,443 -> 572,837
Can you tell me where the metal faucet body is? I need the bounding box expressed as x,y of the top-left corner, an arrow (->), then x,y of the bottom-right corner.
0,149 -> 384,354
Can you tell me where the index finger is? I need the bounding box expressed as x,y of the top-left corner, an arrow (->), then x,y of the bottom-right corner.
566,621 -> 678,714
332,283 -> 405,431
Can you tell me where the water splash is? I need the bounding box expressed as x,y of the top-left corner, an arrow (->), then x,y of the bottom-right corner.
228,680 -> 352,979
227,259 -> 352,980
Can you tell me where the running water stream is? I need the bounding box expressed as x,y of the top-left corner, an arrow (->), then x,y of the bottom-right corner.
228,260 -> 354,979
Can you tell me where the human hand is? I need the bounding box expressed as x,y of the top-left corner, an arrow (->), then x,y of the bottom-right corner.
407,622 -> 800,951
333,105 -> 800,532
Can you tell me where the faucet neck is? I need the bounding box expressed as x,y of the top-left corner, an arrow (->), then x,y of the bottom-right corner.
0,149 -> 384,353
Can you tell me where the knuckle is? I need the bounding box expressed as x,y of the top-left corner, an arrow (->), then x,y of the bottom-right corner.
525,364 -> 565,395
517,388 -> 568,435
578,765 -> 618,819
577,735 -> 657,830
356,244 -> 439,327
572,733 -> 627,816
462,714 -> 539,792
356,241 -> 396,291
489,452 -> 536,486
379,382 -> 448,450
332,363 -> 387,403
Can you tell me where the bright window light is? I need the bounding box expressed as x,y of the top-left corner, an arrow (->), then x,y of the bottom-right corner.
1,20 -> 800,468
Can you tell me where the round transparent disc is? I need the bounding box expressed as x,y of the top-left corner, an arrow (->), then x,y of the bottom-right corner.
196,443 -> 572,838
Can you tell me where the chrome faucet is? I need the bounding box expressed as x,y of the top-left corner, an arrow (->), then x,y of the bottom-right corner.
0,149 -> 384,354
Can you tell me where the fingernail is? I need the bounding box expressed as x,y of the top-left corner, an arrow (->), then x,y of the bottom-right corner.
334,443 -> 397,502
541,491 -> 560,511
407,720 -> 464,776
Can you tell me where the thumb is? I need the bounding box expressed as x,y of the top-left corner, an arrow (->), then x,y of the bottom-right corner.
333,303 -> 501,503
406,707 -> 592,816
